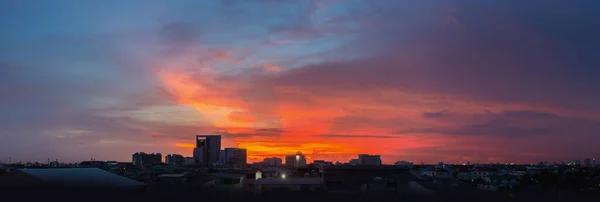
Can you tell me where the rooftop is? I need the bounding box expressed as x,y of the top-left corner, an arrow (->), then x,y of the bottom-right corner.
211,172 -> 245,179
254,177 -> 322,185
0,168 -> 144,187
157,172 -> 188,178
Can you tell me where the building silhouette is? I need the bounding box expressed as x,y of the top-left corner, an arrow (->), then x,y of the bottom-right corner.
132,152 -> 162,167
263,157 -> 283,166
358,154 -> 382,166
193,135 -> 221,167
285,152 -> 306,168
221,148 -> 247,168
165,154 -> 184,167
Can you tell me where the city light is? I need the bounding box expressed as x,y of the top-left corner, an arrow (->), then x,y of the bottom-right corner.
281,174 -> 286,179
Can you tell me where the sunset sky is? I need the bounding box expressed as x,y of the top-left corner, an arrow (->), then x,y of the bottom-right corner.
1,0 -> 600,164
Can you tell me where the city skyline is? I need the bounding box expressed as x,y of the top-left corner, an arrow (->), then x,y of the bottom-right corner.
1,1 -> 600,164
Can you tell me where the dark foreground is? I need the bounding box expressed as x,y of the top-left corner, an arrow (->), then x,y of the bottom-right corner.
2,187 -> 599,202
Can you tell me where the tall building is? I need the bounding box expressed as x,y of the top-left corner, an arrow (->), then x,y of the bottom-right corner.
285,152 -> 306,168
584,158 -> 592,167
584,158 -> 597,167
132,152 -> 162,167
358,154 -> 382,166
165,154 -> 184,167
263,157 -> 283,166
193,135 -> 221,167
222,148 -> 247,168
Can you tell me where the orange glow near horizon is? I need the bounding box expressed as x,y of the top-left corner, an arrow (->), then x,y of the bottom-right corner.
150,48 -> 600,164
154,67 -> 570,164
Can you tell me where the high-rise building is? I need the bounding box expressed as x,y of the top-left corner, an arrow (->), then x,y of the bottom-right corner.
193,135 -> 221,167
263,157 -> 283,166
166,154 -> 184,167
584,158 -> 597,167
222,148 -> 247,168
358,154 -> 382,166
285,152 -> 306,168
132,152 -> 162,167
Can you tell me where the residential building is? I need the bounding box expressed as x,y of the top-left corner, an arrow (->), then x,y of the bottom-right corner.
263,157 -> 283,166
313,160 -> 333,167
321,165 -> 413,195
285,152 -> 306,168
436,162 -> 446,169
421,167 -> 437,178
77,161 -> 104,168
358,154 -> 382,166
509,168 -> 527,176
211,173 -> 245,190
193,135 -> 221,167
132,152 -> 162,167
394,161 -> 413,168
165,154 -> 184,167
222,148 -> 247,168
183,157 -> 195,165
472,167 -> 500,179
584,158 -> 596,167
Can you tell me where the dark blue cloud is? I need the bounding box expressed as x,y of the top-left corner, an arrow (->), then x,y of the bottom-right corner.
397,110 -> 600,138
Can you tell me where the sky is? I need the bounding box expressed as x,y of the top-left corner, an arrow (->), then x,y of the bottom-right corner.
1,0 -> 600,165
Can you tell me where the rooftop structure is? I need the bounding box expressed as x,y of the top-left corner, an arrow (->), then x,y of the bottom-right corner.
0,168 -> 144,188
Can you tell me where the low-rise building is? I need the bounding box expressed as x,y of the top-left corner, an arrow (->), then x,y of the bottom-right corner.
263,157 -> 283,166
132,152 -> 162,167
358,154 -> 382,166
166,154 -> 185,167
211,173 -> 245,190
394,161 -> 413,169
472,167 -> 500,179
484,175 -> 519,188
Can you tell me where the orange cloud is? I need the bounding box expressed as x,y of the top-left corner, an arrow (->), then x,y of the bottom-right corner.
228,111 -> 257,123
175,143 -> 195,148
212,50 -> 230,60
263,64 -> 282,72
